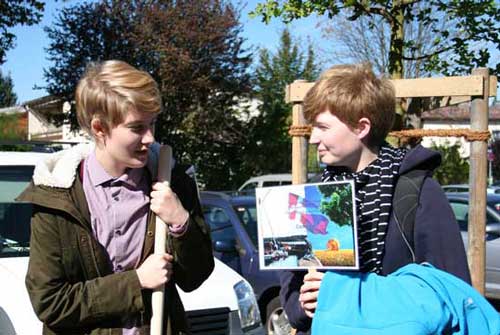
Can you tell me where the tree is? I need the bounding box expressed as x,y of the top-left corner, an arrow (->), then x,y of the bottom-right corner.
44,1 -> 144,127
318,183 -> 353,226
0,113 -> 26,140
431,141 -> 469,185
244,28 -> 319,176
44,0 -> 252,189
0,70 -> 17,107
316,2 -> 450,79
251,1 -> 500,126
0,0 -> 45,65
132,1 -> 253,189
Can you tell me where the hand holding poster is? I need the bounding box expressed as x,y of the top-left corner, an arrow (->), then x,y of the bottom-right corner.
256,181 -> 359,270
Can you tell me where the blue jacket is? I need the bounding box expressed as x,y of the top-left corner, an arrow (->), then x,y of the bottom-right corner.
312,263 -> 500,335
280,145 -> 471,333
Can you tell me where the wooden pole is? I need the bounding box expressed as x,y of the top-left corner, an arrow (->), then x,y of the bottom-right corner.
291,80 -> 308,185
468,68 -> 489,295
290,80 -> 308,335
151,145 -> 173,335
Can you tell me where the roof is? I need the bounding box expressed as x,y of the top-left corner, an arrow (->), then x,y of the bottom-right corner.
22,95 -> 65,121
0,106 -> 26,114
22,95 -> 61,108
200,191 -> 232,201
422,102 -> 500,121
200,191 -> 255,205
230,195 -> 256,205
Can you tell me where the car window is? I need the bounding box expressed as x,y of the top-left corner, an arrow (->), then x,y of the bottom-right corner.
202,205 -> 236,241
0,165 -> 34,258
0,166 -> 34,202
0,203 -> 31,257
488,200 -> 500,214
280,181 -> 292,186
449,201 -> 469,231
262,181 -> 281,187
449,200 -> 498,231
443,186 -> 468,193
233,204 -> 258,247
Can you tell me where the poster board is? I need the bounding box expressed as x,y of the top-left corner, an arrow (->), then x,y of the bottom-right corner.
256,181 -> 358,270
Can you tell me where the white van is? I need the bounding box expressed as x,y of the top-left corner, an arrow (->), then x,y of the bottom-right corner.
0,150 -> 264,335
238,173 -> 319,193
0,257 -> 263,334
238,174 -> 294,192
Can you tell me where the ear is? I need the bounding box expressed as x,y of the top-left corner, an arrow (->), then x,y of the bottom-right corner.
355,117 -> 372,140
90,118 -> 108,143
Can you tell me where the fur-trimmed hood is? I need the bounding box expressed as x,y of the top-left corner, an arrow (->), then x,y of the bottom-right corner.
33,142 -> 170,188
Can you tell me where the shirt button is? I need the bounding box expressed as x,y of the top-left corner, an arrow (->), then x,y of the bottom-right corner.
147,231 -> 153,237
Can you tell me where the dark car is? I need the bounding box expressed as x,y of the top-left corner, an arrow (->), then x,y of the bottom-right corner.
200,191 -> 291,334
446,192 -> 500,299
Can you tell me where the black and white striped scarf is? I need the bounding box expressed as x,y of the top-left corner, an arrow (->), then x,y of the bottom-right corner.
322,145 -> 407,273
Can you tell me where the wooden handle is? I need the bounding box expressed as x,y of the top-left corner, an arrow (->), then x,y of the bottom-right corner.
151,145 -> 172,335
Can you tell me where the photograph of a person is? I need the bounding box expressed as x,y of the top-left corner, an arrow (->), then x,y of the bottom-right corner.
256,181 -> 358,270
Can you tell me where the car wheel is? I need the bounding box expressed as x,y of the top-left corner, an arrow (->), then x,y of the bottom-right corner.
266,296 -> 292,335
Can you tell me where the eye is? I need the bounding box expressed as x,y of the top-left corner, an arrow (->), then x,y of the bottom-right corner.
314,124 -> 328,131
129,124 -> 146,133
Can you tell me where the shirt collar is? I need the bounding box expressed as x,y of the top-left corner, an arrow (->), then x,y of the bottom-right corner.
86,151 -> 144,188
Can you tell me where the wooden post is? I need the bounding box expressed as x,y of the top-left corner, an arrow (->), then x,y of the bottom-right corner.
468,68 -> 489,295
290,79 -> 308,185
151,145 -> 173,335
289,80 -> 308,335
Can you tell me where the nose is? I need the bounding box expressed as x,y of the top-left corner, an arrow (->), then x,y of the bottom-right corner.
309,127 -> 320,144
142,127 -> 155,145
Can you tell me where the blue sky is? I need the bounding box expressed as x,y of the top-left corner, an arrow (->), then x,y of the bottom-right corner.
1,0 -> 326,103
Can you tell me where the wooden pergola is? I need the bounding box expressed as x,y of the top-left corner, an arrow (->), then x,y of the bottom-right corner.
286,68 -> 498,293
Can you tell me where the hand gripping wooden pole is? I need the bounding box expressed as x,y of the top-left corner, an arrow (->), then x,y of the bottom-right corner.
151,145 -> 173,335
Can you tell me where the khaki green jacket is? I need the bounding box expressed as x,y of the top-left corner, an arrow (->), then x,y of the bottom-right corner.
18,144 -> 214,335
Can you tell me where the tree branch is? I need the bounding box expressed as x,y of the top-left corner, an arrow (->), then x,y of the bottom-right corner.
402,43 -> 455,61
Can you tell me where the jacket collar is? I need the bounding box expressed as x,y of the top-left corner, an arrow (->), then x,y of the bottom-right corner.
32,141 -> 171,189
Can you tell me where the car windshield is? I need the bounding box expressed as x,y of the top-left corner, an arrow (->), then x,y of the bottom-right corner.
0,165 -> 33,258
233,202 -> 258,247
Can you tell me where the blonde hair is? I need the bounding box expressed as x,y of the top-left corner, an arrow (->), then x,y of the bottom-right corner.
304,63 -> 395,146
75,60 -> 161,134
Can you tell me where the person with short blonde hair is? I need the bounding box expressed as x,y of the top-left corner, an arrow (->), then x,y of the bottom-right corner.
20,60 -> 214,335
76,60 -> 162,134
279,63 -> 470,335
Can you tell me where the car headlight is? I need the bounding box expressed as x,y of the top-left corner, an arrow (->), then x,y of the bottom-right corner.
233,279 -> 261,331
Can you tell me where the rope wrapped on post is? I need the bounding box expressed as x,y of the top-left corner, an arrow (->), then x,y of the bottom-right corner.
288,126 -> 491,142
389,129 -> 491,142
288,125 -> 312,137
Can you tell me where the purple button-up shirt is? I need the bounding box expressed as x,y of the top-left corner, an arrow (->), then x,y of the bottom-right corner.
83,151 -> 149,334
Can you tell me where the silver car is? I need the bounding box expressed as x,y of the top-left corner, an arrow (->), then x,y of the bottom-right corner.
446,192 -> 500,299
443,184 -> 500,194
